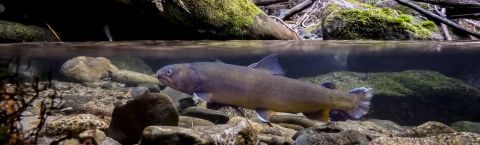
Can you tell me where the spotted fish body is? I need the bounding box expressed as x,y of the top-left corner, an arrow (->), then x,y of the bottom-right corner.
156,54 -> 373,122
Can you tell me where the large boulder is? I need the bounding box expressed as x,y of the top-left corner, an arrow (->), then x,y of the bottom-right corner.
106,93 -> 179,144
60,56 -> 118,83
299,70 -> 480,126
0,20 -> 58,42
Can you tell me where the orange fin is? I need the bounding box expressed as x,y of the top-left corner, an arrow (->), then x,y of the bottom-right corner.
302,108 -> 331,123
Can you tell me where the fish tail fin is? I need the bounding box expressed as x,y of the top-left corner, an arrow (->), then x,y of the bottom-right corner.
347,87 -> 373,119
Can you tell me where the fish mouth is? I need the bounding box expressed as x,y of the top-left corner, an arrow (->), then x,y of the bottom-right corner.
156,74 -> 169,84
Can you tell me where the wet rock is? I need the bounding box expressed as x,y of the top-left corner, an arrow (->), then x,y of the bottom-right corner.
79,129 -> 106,144
367,119 -> 407,133
398,121 -> 456,138
110,70 -> 161,87
107,93 -> 179,144
178,116 -> 215,128
369,132 -> 480,144
42,114 -> 108,136
215,105 -> 257,118
451,121 -> 480,133
128,87 -> 150,99
299,70 -> 480,126
58,100 -> 82,115
139,126 -> 214,145
82,82 -> 99,88
278,123 -> 304,131
100,137 -> 122,145
258,134 -> 295,145
270,115 -> 319,128
228,116 -> 297,140
295,130 -> 368,145
77,101 -> 114,117
7,59 -> 48,82
320,120 -> 402,139
181,107 -> 230,124
138,83 -> 161,93
162,87 -> 198,112
108,56 -> 154,75
192,119 -> 257,145
0,20 -> 58,42
60,56 -> 118,83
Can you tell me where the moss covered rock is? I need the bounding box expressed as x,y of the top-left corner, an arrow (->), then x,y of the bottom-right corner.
155,0 -> 299,40
298,70 -> 480,126
322,7 -> 440,40
0,20 -> 58,42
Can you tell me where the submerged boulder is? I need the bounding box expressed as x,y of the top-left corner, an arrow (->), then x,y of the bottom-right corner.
299,70 -> 480,126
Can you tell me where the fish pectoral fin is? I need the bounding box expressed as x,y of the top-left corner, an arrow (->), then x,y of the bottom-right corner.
193,92 -> 213,102
252,54 -> 285,76
302,108 -> 331,123
320,81 -> 336,89
255,108 -> 275,122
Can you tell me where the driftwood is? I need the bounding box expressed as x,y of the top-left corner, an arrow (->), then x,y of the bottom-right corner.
252,0 -> 288,6
394,0 -> 480,39
440,8 -> 452,40
411,0 -> 480,8
450,13 -> 480,19
278,0 -> 317,20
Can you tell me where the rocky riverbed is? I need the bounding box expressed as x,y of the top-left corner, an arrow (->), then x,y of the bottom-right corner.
2,55 -> 480,144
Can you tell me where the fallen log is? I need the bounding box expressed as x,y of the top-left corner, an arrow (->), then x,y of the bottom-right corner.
395,0 -> 480,39
278,0 -> 317,20
252,0 -> 288,6
157,0 -> 300,40
411,0 -> 480,8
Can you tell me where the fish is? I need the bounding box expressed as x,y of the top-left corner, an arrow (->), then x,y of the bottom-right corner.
156,54 -> 373,123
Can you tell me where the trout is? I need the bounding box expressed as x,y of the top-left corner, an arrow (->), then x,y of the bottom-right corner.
156,54 -> 373,122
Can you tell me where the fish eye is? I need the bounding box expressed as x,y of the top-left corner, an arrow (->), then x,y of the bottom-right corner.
166,69 -> 173,76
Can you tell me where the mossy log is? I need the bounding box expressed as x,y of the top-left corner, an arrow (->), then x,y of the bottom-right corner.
155,0 -> 300,40
0,21 -> 58,42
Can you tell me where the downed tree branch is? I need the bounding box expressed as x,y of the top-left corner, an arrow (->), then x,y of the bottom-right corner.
440,8 -> 452,40
463,19 -> 480,30
252,0 -> 288,6
394,0 -> 480,39
449,13 -> 480,19
278,0 -> 317,20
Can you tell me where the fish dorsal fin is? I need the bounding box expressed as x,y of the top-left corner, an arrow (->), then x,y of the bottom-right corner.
253,54 -> 285,76
320,81 -> 336,89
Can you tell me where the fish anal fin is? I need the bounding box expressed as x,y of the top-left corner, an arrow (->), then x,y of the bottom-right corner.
320,81 -> 336,89
252,54 -> 285,76
255,108 -> 275,122
193,92 -> 213,102
302,108 -> 331,123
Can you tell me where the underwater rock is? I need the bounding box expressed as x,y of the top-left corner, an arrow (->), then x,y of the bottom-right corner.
451,121 -> 480,134
100,137 -> 122,145
295,129 -> 368,145
270,115 -> 320,129
181,107 -> 230,124
320,120 -> 402,139
157,0 -> 300,40
299,70 -> 480,126
0,20 -> 58,42
178,116 -> 215,128
228,116 -> 297,140
162,87 -> 197,112
138,83 -> 161,93
398,121 -> 456,138
368,132 -> 480,144
258,134 -> 295,145
366,119 -> 408,133
139,126 -> 214,145
7,59 -> 48,83
213,104 -> 258,118
79,129 -> 107,144
128,87 -> 150,99
192,118 -> 258,145
108,56 -> 154,75
110,70 -> 161,87
60,56 -> 118,83
277,123 -> 304,131
106,93 -> 179,144
42,114 -> 108,136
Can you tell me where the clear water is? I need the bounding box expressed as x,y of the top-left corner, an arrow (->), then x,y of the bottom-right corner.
1,40 -> 480,127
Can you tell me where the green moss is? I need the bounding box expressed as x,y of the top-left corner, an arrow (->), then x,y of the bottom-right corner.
298,70 -> 478,98
0,20 -> 56,42
396,14 -> 412,23
324,7 -> 434,40
395,2 -> 429,15
421,20 -> 438,32
163,0 -> 263,38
